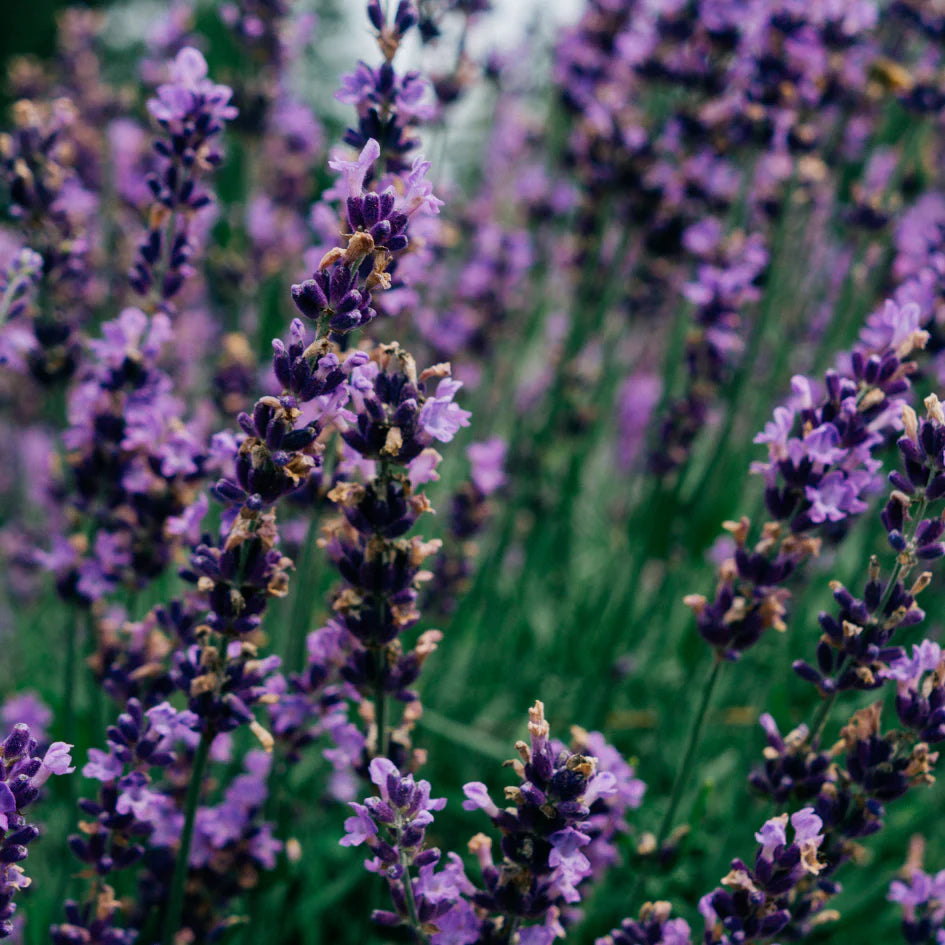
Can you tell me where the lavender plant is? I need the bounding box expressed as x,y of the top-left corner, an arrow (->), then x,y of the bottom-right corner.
2,1 -> 945,944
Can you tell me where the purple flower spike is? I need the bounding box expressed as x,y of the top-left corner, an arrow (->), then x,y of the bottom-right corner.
0,723 -> 73,936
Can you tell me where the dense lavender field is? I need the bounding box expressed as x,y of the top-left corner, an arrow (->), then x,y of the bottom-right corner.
3,1 -> 945,943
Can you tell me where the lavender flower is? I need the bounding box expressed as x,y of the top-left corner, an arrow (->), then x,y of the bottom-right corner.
0,724 -> 73,937
885,642 -> 945,745
341,756 -> 459,936
460,701 -> 617,934
700,808 -> 825,944
0,100 -> 92,383
596,901 -> 692,945
338,2 -> 430,174
890,862 -> 945,945
65,699 -> 183,879
793,394 -> 945,695
48,307 -> 206,602
129,47 -> 237,307
687,297 -> 930,660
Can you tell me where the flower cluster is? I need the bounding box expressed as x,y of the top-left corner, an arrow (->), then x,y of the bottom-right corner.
793,394 -> 945,696
65,699 -> 184,880
340,702 -> 640,945
460,701 -> 617,935
316,345 -> 469,760
686,297 -> 930,660
128,47 -> 237,307
700,809 -> 825,944
889,857 -> 945,945
341,756 -> 456,934
51,307 -> 206,602
211,319 -> 363,512
0,724 -> 73,939
340,1 -> 426,172
0,98 -> 93,384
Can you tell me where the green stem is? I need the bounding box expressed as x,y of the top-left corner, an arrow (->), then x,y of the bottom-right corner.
162,728 -> 214,945
84,609 -> 103,746
656,656 -> 723,850
372,458 -> 395,759
375,677 -> 389,760
631,656 -> 723,904
286,519 -> 317,672
62,609 -> 80,745
500,915 -> 520,945
399,854 -> 428,944
809,685 -> 840,747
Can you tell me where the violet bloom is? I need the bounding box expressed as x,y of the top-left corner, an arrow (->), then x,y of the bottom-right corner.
292,130 -> 437,337
467,438 -> 507,496
0,694 -> 51,747
340,757 -> 467,936
889,866 -> 945,945
461,702 -> 616,932
884,642 -> 945,744
335,2 -> 431,175
417,378 -> 472,443
793,394 -> 945,697
0,724 -> 73,938
129,47 -> 237,306
700,809 -> 825,945
51,307 -> 205,602
689,294 -> 931,661
597,901 -> 692,945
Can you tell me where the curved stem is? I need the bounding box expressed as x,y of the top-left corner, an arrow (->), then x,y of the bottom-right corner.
162,728 -> 214,945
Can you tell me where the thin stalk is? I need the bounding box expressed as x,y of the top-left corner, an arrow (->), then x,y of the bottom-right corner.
375,678 -> 389,760
162,728 -> 214,945
656,656 -> 723,849
399,853 -> 429,944
285,519 -> 317,672
61,608 -> 80,745
809,683 -> 840,747
500,915 -> 521,945
631,656 -> 723,904
84,609 -> 103,746
372,458 -> 394,759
